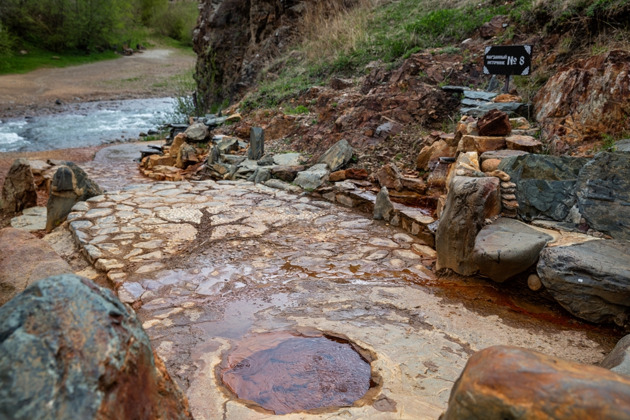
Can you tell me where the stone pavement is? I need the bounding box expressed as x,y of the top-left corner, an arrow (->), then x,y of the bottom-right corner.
64,146 -> 616,419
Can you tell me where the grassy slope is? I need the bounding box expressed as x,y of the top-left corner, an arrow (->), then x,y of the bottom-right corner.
241,0 -> 629,111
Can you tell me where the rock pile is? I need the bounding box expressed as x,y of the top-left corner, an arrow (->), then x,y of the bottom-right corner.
412,106 -> 630,327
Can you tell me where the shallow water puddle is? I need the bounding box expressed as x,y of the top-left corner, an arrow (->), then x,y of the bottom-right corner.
220,331 -> 373,415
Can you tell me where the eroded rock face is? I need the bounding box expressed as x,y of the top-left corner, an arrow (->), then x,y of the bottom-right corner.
0,274 -> 192,420
443,345 -> 630,420
498,154 -> 588,222
577,152 -> 630,240
534,50 -> 630,153
1,158 -> 37,213
436,176 -> 500,275
0,228 -> 72,306
537,239 -> 630,327
194,0 -> 360,106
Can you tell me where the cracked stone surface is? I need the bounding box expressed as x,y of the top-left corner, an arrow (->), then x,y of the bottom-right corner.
64,172 -> 621,419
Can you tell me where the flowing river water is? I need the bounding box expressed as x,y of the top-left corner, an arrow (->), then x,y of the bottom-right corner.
0,97 -> 175,152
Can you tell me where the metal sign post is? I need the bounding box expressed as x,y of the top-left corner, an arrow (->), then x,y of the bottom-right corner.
483,45 -> 533,92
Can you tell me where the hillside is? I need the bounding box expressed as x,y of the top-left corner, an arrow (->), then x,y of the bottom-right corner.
194,0 -> 630,170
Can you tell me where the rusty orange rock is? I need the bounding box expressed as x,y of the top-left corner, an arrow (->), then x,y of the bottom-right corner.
534,50 -> 630,153
443,345 -> 630,420
477,109 -> 512,137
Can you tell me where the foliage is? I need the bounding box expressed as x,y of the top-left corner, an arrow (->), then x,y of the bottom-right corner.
242,0 -> 630,114
161,70 -> 203,124
150,2 -> 199,46
0,24 -> 13,56
0,0 -> 198,66
598,134 -> 617,152
0,0 -> 135,52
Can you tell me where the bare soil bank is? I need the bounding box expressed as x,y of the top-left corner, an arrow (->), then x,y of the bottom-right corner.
0,48 -> 195,119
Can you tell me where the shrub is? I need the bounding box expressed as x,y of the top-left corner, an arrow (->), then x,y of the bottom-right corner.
151,2 -> 198,46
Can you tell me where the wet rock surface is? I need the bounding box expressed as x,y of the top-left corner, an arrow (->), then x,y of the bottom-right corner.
0,274 -> 192,420
61,163 -> 621,419
537,239 -> 630,327
220,332 -> 373,415
443,345 -> 630,420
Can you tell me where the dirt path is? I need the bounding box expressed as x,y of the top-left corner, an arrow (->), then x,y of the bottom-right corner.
0,48 -> 196,119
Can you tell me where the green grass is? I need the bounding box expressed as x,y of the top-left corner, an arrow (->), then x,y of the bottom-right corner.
245,0 -> 533,108
0,47 -> 118,75
284,104 -> 310,115
240,0 -> 629,113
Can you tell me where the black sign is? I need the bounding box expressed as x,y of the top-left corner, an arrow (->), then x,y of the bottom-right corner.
483,45 -> 532,76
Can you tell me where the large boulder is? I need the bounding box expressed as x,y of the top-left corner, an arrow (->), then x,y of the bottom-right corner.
46,162 -> 103,232
436,176 -> 501,275
537,239 -> 630,327
0,228 -> 72,306
1,158 -> 37,213
317,139 -> 353,172
0,274 -> 192,420
577,152 -> 630,240
499,154 -> 588,222
601,334 -> 630,377
534,50 -> 630,153
472,218 -> 553,283
443,345 -> 630,420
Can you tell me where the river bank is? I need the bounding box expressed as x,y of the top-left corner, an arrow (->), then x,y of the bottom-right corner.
0,48 -> 195,120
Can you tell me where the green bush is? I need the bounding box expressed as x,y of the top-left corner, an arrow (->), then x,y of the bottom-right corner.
0,24 -> 13,55
151,2 -> 198,46
161,71 -> 203,124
